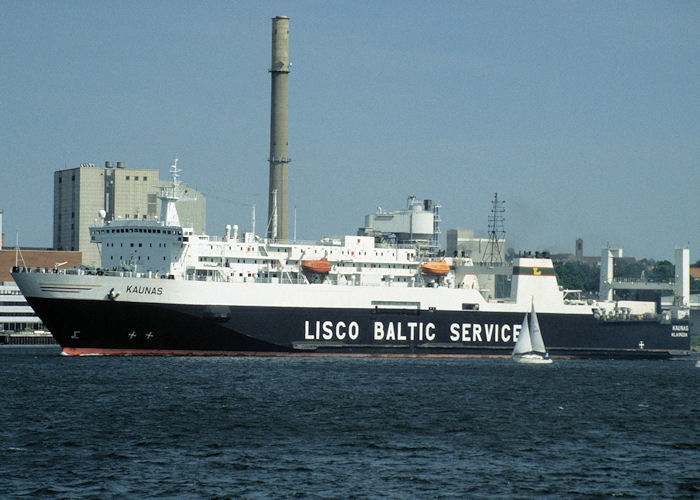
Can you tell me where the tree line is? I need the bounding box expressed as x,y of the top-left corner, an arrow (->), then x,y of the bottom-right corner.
553,259 -> 700,295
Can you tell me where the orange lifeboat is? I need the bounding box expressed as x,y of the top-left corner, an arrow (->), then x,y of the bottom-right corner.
421,260 -> 449,276
301,258 -> 332,275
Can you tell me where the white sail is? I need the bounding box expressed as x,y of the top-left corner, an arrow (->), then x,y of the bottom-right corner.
529,305 -> 547,354
512,313 -> 532,355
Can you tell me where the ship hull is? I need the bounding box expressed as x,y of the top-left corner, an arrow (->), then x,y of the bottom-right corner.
23,296 -> 689,359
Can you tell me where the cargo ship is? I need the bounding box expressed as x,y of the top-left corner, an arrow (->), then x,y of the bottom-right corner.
10,17 -> 692,358
10,160 -> 692,358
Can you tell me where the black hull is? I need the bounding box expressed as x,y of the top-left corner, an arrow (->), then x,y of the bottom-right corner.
26,297 -> 690,359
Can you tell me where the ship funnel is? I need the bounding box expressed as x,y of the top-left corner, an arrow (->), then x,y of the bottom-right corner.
267,15 -> 290,241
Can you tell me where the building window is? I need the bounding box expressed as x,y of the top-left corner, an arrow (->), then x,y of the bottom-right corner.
135,176 -> 139,181
143,176 -> 148,181
126,176 -> 130,180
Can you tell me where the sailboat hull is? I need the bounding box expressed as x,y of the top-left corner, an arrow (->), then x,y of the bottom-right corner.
513,353 -> 553,364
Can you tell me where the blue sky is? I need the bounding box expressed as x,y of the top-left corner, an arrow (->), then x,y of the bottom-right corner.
2,1 -> 698,262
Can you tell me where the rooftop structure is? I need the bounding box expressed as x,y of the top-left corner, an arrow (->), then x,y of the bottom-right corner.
358,196 -> 441,250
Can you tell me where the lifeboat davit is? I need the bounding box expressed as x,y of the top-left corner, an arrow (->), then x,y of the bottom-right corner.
301,258 -> 332,275
421,260 -> 449,276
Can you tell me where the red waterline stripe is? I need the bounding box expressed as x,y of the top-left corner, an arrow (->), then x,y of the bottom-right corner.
61,347 -> 511,359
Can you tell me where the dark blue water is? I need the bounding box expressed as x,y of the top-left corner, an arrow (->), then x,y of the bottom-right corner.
1,347 -> 698,499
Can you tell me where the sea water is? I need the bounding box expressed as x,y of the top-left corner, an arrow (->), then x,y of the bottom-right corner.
0,346 -> 698,498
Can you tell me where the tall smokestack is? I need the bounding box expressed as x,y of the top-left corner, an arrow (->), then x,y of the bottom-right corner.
268,16 -> 290,241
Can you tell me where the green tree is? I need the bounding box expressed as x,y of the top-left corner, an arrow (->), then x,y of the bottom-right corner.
614,259 -> 647,279
555,261 -> 599,293
648,260 -> 674,282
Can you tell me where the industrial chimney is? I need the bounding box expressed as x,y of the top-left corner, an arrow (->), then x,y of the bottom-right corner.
267,16 -> 290,241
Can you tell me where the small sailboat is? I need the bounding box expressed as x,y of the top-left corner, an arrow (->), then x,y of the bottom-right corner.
512,304 -> 553,364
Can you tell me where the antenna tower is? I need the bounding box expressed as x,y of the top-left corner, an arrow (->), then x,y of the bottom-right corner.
481,192 -> 505,265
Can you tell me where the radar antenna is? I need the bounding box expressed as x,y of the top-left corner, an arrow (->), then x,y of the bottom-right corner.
481,192 -> 506,265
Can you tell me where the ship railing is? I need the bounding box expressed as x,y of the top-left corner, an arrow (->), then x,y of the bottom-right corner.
613,277 -> 673,284
374,242 -> 425,250
592,307 -> 661,322
10,266 -> 179,281
190,235 -> 422,252
189,274 -> 312,285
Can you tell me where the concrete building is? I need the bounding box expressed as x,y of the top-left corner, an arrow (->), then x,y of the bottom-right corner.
446,228 -> 505,263
54,161 -> 205,266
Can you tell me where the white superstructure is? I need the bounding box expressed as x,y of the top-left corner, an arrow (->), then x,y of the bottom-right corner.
79,161 -> 689,321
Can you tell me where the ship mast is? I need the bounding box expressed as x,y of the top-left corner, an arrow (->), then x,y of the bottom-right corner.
159,158 -> 183,227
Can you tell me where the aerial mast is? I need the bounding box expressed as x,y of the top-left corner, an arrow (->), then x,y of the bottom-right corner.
481,192 -> 506,265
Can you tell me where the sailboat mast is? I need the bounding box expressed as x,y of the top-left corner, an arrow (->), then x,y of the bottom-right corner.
529,306 -> 547,354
